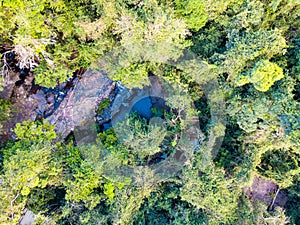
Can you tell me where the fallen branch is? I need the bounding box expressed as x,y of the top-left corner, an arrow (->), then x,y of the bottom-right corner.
10,191 -> 20,220
269,188 -> 280,211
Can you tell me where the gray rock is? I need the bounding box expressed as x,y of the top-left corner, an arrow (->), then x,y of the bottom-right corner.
32,90 -> 47,115
0,70 -> 19,100
47,70 -> 115,140
19,210 -> 35,225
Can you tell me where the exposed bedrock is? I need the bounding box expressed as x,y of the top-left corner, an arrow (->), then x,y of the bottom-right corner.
47,70 -> 115,140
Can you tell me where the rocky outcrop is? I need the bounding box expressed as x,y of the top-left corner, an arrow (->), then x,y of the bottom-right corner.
0,69 -> 166,144
47,70 -> 115,140
244,175 -> 288,210
0,71 -> 40,143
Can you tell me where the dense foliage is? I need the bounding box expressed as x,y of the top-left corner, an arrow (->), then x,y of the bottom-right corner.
0,0 -> 300,224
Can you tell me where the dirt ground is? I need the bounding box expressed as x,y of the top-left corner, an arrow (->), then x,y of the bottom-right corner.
244,175 -> 288,210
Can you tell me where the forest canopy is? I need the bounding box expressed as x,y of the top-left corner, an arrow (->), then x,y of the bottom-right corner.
0,0 -> 300,224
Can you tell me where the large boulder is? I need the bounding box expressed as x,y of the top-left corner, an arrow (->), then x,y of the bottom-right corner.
47,70 -> 115,140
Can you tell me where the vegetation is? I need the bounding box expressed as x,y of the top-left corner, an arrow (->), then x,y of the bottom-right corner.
0,0 -> 299,224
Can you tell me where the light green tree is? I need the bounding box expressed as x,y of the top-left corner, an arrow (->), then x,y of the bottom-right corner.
236,60 -> 284,92
175,0 -> 208,31
0,120 -> 62,224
